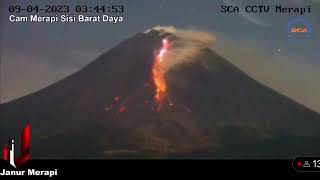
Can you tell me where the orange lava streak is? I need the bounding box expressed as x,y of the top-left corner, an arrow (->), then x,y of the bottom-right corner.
152,39 -> 169,111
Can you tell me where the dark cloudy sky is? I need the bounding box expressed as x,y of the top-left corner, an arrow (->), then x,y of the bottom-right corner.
1,0 -> 320,112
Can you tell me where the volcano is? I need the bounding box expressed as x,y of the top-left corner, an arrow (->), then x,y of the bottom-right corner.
1,29 -> 320,159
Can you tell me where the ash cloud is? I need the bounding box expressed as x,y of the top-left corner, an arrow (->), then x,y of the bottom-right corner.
148,26 -> 216,73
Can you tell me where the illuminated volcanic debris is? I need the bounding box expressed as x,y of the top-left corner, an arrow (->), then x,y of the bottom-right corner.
104,39 -> 191,114
152,39 -> 171,112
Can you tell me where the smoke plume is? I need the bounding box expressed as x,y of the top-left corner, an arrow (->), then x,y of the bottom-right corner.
147,26 -> 216,73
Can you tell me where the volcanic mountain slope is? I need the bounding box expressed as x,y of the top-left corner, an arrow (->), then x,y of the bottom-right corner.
1,30 -> 320,158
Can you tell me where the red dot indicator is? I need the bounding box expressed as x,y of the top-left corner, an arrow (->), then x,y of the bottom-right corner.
297,162 -> 302,167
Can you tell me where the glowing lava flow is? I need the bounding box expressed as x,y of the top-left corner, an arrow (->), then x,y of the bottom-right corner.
152,39 -> 170,112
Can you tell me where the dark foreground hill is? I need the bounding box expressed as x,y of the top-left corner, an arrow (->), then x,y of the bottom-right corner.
1,30 -> 320,158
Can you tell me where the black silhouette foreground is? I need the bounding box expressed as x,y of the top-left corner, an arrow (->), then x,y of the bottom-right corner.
1,30 -> 320,159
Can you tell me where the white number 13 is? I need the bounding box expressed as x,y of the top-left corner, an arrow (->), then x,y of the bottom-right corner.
313,160 -> 320,168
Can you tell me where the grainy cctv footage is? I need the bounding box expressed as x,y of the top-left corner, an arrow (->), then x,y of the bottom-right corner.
0,0 -> 320,177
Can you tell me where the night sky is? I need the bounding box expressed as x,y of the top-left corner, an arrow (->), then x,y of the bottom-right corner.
1,0 -> 320,112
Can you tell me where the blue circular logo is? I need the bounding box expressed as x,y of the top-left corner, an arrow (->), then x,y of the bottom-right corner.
287,17 -> 313,39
